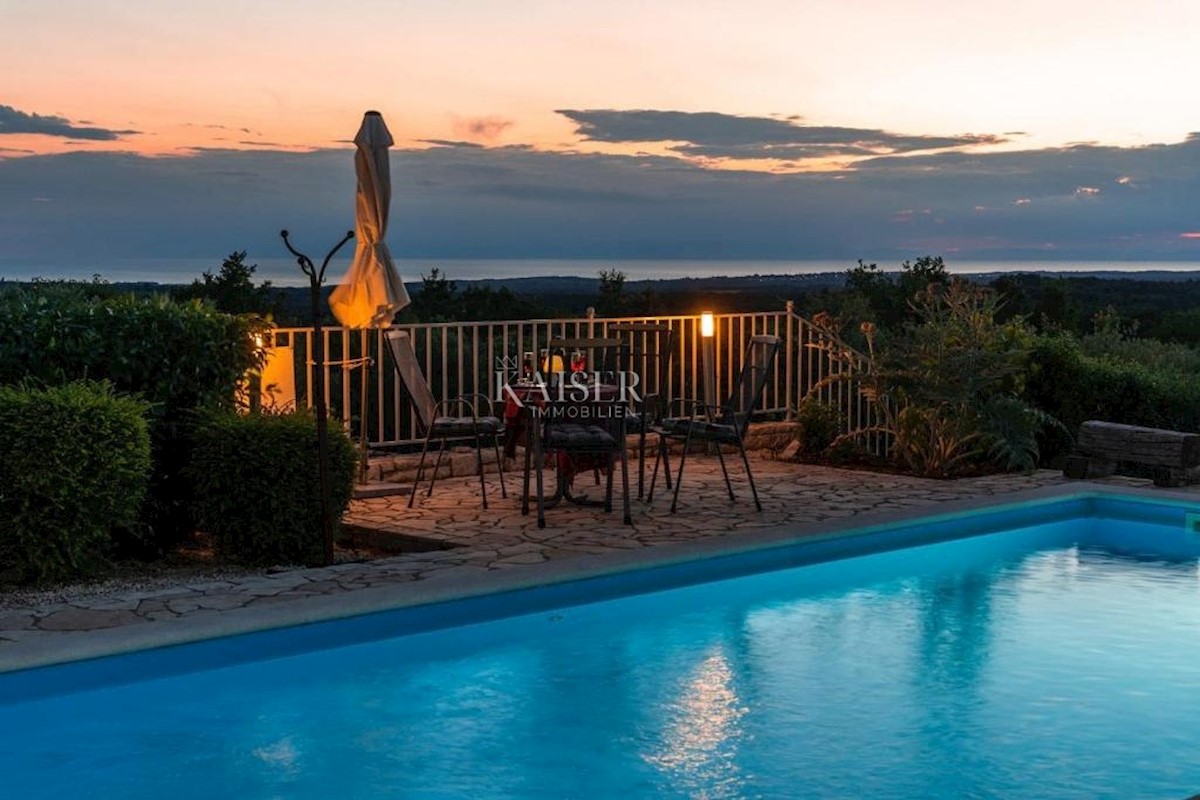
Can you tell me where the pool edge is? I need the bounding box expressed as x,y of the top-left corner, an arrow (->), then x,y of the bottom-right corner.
2,481 -> 1196,677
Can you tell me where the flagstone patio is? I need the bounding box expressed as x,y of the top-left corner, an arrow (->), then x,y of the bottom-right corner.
0,456 -> 1176,671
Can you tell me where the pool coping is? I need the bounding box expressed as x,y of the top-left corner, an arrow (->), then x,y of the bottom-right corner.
2,481 -> 1197,676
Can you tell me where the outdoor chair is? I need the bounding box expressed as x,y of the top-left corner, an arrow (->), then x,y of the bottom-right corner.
384,330 -> 507,510
648,334 -> 782,513
549,335 -> 620,488
608,322 -> 676,498
521,337 -> 632,528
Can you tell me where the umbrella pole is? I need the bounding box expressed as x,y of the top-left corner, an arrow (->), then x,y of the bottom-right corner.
281,229 -> 354,566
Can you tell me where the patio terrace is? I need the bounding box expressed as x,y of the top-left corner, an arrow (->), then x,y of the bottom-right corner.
0,456 -> 1166,673
1,304 -> 1192,673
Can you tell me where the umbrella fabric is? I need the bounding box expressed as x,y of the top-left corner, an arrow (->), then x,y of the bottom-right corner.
330,111 -> 410,328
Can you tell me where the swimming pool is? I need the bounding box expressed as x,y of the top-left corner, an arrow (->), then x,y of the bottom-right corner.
2,492 -> 1199,798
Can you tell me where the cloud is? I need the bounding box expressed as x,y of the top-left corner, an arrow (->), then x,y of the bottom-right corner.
0,105 -> 138,140
184,122 -> 262,136
557,109 -> 1005,159
673,143 -> 881,160
2,129 -> 1200,273
452,115 -> 513,143
419,139 -> 485,149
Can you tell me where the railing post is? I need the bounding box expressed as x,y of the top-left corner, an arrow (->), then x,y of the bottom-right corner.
784,299 -> 795,420
586,306 -> 595,339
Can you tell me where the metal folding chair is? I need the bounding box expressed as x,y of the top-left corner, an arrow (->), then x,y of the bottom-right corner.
384,330 -> 507,509
649,334 -> 782,513
608,322 -> 676,499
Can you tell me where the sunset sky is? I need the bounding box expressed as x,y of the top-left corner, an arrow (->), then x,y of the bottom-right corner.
3,0 -> 1199,277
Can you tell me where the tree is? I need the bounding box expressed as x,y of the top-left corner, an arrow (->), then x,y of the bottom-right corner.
460,285 -> 544,321
415,268 -> 458,321
845,256 -> 949,329
596,269 -> 628,315
1035,279 -> 1075,331
896,255 -> 949,302
176,251 -> 277,316
844,259 -> 893,320
988,275 -> 1030,323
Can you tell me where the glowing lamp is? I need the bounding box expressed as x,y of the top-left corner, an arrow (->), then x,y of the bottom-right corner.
700,312 -> 715,338
541,354 -> 565,373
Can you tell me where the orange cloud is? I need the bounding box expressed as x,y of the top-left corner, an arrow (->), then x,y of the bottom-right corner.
452,116 -> 513,143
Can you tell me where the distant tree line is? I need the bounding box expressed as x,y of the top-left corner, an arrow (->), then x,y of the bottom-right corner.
14,250 -> 1199,348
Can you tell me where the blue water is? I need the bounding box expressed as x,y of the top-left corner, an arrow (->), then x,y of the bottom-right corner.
3,257 -> 1200,286
3,510 -> 1200,798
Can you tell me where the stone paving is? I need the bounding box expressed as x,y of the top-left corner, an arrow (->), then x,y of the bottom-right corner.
0,455 -> 1177,664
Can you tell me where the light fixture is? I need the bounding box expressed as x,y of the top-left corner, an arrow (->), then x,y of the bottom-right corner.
699,312 -> 717,413
541,353 -> 565,373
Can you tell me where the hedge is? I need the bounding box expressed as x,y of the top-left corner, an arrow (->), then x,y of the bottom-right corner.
0,285 -> 260,548
189,411 -> 358,566
0,382 -> 151,583
1024,335 -> 1200,461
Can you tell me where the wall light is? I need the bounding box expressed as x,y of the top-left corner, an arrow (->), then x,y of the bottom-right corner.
700,311 -> 715,338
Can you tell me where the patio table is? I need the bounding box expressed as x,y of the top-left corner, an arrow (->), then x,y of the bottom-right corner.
506,380 -> 626,508
503,382 -> 620,466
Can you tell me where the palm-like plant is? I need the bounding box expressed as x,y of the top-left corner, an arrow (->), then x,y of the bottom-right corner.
808,279 -> 1062,477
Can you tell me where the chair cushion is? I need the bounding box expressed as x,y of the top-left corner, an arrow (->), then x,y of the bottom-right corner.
431,415 -> 502,437
659,416 -> 738,441
544,423 -> 616,450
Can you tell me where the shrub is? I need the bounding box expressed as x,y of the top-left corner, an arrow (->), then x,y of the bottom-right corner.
1079,332 -> 1200,376
190,410 -> 358,566
812,280 -> 1056,477
0,382 -> 151,583
1024,334 -> 1200,461
796,396 -> 840,453
0,285 -> 261,548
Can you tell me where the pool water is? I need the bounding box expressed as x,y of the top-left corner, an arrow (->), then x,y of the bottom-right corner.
3,500 -> 1200,799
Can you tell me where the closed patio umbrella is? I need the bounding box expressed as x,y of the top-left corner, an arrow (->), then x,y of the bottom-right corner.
330,110 -> 410,327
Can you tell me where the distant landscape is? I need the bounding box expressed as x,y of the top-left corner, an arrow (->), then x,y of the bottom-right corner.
10,261 -> 1198,347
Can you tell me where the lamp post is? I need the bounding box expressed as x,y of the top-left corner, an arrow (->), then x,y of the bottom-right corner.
281,228 -> 354,566
700,311 -> 716,420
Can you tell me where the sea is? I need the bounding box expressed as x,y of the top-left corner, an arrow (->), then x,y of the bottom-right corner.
2,258 -> 1200,287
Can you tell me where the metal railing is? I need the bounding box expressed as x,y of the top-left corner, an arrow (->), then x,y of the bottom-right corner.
266,303 -> 883,452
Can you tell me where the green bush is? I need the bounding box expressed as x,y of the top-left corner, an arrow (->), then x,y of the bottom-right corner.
1024,334 -> 1200,461
813,280 -> 1054,477
0,382 -> 151,582
796,396 -> 840,453
190,411 -> 358,566
1079,331 -> 1200,375
0,285 -> 260,548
